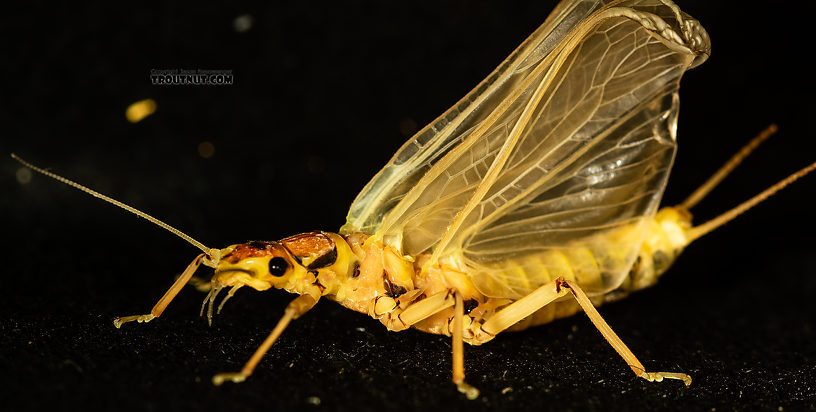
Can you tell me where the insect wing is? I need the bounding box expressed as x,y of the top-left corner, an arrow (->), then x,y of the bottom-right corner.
346,0 -> 710,299
459,1 -> 711,298
341,0 -> 607,237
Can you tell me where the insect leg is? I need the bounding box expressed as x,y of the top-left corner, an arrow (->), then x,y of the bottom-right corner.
113,253 -> 206,328
452,292 -> 479,400
479,279 -> 570,336
477,278 -> 690,385
212,294 -> 317,385
559,279 -> 692,386
376,290 -> 479,398
376,290 -> 455,331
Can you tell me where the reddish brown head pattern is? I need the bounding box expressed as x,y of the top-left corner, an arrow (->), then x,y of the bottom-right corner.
220,241 -> 288,264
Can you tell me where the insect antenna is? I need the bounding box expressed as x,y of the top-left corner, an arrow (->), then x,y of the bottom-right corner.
681,124 -> 777,209
11,153 -> 220,266
686,160 -> 816,242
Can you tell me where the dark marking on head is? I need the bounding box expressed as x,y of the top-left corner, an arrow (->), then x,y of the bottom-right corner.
463,299 -> 479,314
248,241 -> 268,250
351,262 -> 361,278
383,273 -> 406,298
306,246 -> 337,270
224,241 -> 285,264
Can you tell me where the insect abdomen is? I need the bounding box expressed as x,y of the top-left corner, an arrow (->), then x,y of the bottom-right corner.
485,247 -> 605,331
473,208 -> 693,331
607,207 -> 691,299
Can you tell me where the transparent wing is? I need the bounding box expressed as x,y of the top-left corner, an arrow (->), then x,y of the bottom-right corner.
341,0 -> 608,236
345,0 -> 710,297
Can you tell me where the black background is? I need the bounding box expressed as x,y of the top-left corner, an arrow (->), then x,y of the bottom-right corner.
3,1 -> 816,410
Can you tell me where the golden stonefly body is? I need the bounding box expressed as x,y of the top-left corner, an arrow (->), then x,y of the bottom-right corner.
13,0 -> 816,399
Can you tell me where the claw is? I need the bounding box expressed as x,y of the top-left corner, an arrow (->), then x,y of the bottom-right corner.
641,371 -> 692,386
456,381 -> 480,400
113,314 -> 155,328
212,372 -> 247,386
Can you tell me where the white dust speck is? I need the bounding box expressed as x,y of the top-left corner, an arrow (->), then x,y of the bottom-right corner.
16,167 -> 32,184
306,396 -> 321,406
234,14 -> 254,32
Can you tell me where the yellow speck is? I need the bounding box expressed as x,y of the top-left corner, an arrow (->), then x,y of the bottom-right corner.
126,99 -> 157,123
198,141 -> 215,159
16,167 -> 32,184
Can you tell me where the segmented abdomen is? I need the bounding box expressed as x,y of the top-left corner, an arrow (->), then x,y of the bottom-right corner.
486,247 -> 611,330
465,213 -> 685,331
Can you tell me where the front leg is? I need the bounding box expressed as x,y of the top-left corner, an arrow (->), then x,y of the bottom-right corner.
113,253 -> 205,328
212,294 -> 317,385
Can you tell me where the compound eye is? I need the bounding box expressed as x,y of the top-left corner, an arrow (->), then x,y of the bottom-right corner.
268,257 -> 289,277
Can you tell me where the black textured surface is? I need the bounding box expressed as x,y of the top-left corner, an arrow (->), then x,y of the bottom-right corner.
3,2 -> 816,411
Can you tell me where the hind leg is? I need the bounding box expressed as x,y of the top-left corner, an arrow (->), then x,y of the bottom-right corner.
477,277 -> 691,386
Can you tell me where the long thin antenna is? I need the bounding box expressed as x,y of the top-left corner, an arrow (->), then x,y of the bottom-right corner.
12,153 -> 216,258
681,124 -> 778,210
686,161 -> 816,242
